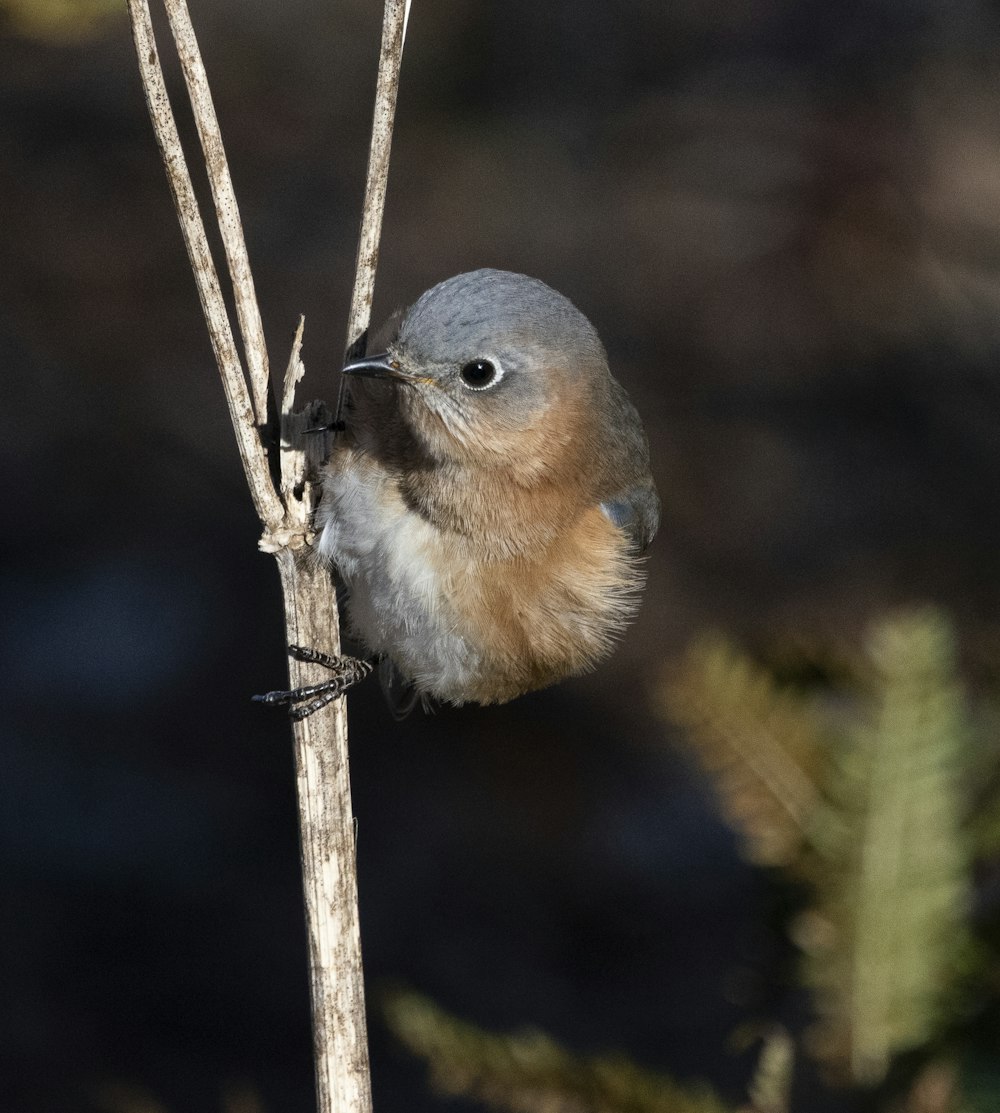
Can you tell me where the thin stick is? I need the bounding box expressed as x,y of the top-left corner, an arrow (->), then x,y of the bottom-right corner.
276,547 -> 372,1113
125,0 -> 408,1109
127,0 -> 282,528
163,0 -> 272,428
337,0 -> 410,416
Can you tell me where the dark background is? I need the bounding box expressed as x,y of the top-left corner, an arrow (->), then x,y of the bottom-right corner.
3,0 -> 1000,1110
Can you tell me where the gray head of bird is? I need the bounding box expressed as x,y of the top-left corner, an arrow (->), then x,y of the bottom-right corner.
341,269 -> 612,470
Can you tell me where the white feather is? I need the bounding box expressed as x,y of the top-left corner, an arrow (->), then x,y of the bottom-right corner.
317,453 -> 482,702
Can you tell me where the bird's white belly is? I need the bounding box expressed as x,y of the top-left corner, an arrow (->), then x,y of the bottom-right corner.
316,456 -> 482,700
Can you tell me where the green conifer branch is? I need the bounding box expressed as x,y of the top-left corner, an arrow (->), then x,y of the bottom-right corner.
659,635 -> 825,869
800,610 -> 972,1086
383,990 -> 733,1113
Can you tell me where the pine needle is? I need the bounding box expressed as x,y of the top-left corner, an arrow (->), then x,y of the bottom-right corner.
799,609 -> 972,1086
659,635 -> 824,869
383,989 -> 734,1113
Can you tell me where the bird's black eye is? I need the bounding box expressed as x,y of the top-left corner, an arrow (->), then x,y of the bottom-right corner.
459,359 -> 498,389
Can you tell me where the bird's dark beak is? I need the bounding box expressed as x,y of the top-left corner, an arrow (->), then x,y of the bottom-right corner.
341,352 -> 413,383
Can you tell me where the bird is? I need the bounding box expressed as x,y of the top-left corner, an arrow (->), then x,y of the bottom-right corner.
255,268 -> 659,719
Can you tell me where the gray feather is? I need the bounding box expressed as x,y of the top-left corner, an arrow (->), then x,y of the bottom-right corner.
600,482 -> 660,553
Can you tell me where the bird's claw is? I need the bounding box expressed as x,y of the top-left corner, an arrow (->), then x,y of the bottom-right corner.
253,647 -> 374,720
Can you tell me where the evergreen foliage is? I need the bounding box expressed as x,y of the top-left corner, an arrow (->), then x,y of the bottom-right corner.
387,608 -> 1000,1112
383,989 -> 735,1113
797,612 -> 971,1084
663,609 -> 979,1089
660,634 -> 823,870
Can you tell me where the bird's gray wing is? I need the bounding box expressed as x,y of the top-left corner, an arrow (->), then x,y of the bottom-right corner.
600,480 -> 660,554
597,377 -> 660,554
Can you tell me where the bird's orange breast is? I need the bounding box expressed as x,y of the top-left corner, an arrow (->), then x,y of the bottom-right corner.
430,504 -> 642,703
320,443 -> 645,707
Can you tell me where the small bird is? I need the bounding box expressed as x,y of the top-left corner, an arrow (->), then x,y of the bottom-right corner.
257,269 -> 659,718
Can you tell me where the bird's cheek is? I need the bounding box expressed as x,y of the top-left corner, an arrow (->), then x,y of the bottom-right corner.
401,397 -> 464,458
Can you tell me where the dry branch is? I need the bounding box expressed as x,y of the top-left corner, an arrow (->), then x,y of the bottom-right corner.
163,0 -> 272,427
338,0 -> 410,402
126,0 -> 280,527
126,0 -> 410,1109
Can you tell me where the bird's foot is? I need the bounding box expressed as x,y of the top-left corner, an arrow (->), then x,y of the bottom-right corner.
253,646 -> 374,720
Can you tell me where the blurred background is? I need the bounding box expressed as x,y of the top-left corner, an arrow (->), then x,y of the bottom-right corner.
2,0 -> 1000,1110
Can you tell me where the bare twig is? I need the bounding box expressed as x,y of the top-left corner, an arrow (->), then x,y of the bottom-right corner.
276,549 -> 370,1113
125,0 -> 409,1110
163,0 -> 272,428
127,0 -> 281,527
337,0 -> 410,411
